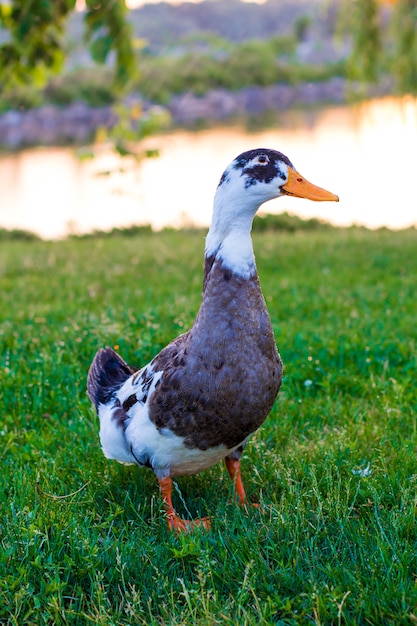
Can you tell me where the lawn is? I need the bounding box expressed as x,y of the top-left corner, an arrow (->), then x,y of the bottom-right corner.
1,227 -> 416,625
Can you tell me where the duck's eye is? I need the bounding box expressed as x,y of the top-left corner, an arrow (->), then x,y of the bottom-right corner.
257,155 -> 269,165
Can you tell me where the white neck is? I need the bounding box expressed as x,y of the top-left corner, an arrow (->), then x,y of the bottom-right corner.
205,187 -> 259,279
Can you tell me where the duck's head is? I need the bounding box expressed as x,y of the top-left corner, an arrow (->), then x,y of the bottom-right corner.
215,147 -> 339,210
207,148 -> 339,277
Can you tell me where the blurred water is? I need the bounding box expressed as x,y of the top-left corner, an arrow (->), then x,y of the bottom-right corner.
1,96 -> 416,239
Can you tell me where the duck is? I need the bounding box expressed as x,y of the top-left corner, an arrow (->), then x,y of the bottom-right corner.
87,148 -> 338,532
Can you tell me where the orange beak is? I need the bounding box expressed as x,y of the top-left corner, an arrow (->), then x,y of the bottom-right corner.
282,166 -> 339,202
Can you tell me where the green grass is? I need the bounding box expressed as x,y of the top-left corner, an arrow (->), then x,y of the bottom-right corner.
1,227 -> 417,625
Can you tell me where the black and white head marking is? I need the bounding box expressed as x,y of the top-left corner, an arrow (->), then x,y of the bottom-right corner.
218,148 -> 295,190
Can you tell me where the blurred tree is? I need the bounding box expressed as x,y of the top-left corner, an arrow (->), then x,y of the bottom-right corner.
391,0 -> 417,92
0,1 -> 168,161
347,0 -> 382,84
0,0 -> 136,92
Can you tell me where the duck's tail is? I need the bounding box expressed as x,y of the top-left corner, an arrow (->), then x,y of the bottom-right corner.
87,347 -> 136,410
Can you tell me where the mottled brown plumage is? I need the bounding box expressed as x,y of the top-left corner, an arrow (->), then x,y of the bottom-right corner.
149,257 -> 282,449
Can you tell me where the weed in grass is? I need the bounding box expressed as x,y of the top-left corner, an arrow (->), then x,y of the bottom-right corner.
1,227 -> 417,624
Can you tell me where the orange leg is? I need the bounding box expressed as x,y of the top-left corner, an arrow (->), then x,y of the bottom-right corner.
225,457 -> 260,508
158,476 -> 211,532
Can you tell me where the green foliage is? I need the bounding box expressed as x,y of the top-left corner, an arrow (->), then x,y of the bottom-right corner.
227,40 -> 291,87
70,224 -> 154,239
391,0 -> 417,93
1,227 -> 417,623
293,15 -> 312,42
0,227 -> 40,241
347,0 -> 382,84
135,36 -> 341,104
44,67 -> 117,107
338,0 -> 417,95
107,102 -> 171,159
0,84 -> 44,113
253,211 -> 333,233
0,0 -> 70,88
0,0 -> 135,94
84,0 -> 135,88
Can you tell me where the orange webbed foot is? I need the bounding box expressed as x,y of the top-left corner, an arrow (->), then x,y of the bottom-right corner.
158,476 -> 211,533
167,513 -> 211,533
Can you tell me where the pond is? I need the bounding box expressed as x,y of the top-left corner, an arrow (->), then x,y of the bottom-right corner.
1,95 -> 416,239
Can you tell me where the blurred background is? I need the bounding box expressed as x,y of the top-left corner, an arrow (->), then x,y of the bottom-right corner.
0,0 -> 416,238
